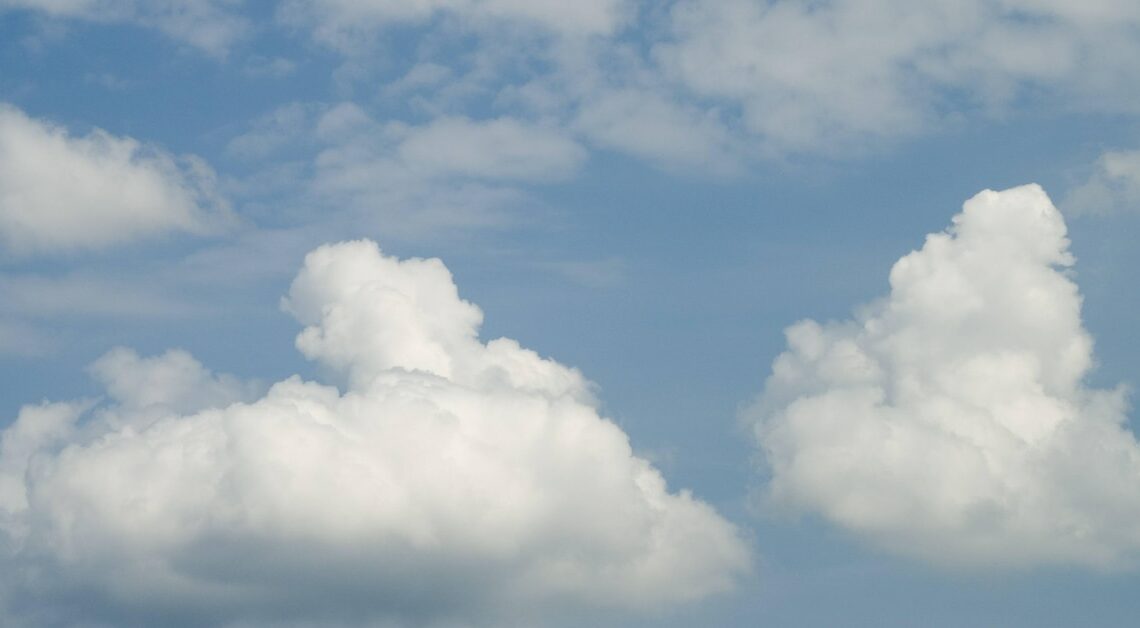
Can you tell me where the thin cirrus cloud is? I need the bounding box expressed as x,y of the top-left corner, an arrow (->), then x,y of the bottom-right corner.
748,184 -> 1140,568
226,103 -> 587,239
269,0 -> 1140,163
393,116 -> 588,183
656,0 -> 1140,154
0,0 -> 247,55
0,105 -> 231,256
1063,149 -> 1140,215
11,2 -> 1140,164
230,103 -> 588,184
277,0 -> 632,52
0,240 -> 749,626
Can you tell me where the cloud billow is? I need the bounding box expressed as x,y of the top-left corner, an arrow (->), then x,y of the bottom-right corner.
0,105 -> 230,256
0,241 -> 748,627
749,184 -> 1140,568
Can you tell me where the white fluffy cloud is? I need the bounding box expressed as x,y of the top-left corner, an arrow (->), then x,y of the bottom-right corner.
0,240 -> 749,626
0,0 -> 247,55
749,184 -> 1140,568
0,105 -> 230,255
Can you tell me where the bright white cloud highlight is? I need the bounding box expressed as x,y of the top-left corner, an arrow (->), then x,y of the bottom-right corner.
0,240 -> 748,626
0,105 -> 230,255
749,184 -> 1140,568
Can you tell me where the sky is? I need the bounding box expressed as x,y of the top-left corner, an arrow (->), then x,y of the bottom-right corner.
1,1 -> 1140,626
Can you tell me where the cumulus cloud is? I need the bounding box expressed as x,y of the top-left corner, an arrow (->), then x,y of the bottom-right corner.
749,184 -> 1140,568
0,240 -> 749,626
1063,149 -> 1140,214
0,105 -> 230,256
0,0 -> 247,55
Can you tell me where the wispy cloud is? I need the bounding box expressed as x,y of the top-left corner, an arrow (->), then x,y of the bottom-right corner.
0,0 -> 248,55
1064,149 -> 1140,215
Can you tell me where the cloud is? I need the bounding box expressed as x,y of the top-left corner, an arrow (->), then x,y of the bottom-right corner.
271,0 -> 1140,168
393,116 -> 587,182
278,0 -> 631,53
1063,149 -> 1140,214
656,0 -> 1140,154
307,107 -> 587,184
538,257 -> 627,289
0,273 -> 200,319
87,348 -> 264,421
230,103 -> 587,183
0,240 -> 749,626
0,0 -> 247,55
0,319 -> 54,356
242,56 -> 297,79
748,184 -> 1140,568
227,103 -> 584,240
572,87 -> 739,174
0,105 -> 231,256
225,103 -> 319,162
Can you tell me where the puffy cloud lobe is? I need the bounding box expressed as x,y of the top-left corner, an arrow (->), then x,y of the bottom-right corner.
88,347 -> 264,421
0,240 -> 748,626
0,105 -> 230,255
749,184 -> 1140,568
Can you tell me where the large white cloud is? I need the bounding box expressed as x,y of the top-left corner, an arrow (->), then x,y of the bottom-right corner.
0,105 -> 230,255
0,240 -> 749,626
749,184 -> 1140,568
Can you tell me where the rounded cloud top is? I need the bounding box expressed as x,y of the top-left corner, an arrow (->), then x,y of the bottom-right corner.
751,184 -> 1140,568
0,240 -> 749,627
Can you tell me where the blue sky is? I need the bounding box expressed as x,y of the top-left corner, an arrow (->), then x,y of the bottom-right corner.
1,1 -> 1140,626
